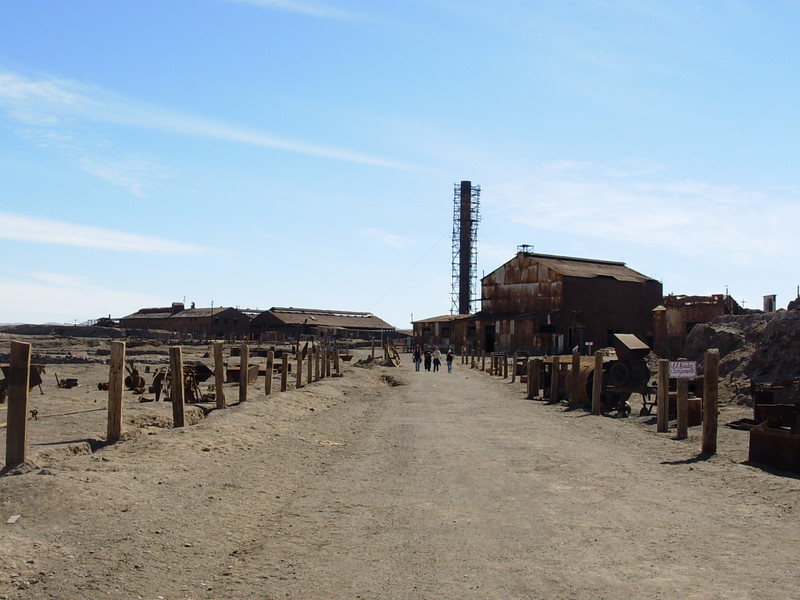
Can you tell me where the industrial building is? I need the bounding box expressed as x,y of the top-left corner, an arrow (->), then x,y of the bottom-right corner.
250,307 -> 395,343
652,294 -> 743,359
414,249 -> 663,355
118,303 -> 256,339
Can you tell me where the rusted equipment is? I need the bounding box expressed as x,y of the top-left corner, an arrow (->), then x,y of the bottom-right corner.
226,363 -> 260,383
546,334 -> 654,416
151,363 -> 213,403
55,373 -> 79,389
0,364 -> 46,403
748,378 -> 800,472
124,361 -> 146,390
386,345 -> 401,367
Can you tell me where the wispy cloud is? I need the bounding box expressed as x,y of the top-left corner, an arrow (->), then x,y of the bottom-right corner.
223,0 -> 363,20
0,212 -> 210,255
360,227 -> 415,250
493,161 -> 800,264
0,272 -> 160,322
0,68 -> 419,171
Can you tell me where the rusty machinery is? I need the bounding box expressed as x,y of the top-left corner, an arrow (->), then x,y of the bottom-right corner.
0,363 -> 46,403
546,333 -> 653,417
748,378 -> 800,472
150,363 -> 213,403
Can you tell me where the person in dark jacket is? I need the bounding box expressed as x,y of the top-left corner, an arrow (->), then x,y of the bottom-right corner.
423,348 -> 432,371
413,345 -> 422,372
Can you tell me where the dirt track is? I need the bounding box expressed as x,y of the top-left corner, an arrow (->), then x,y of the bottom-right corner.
1,346 -> 799,599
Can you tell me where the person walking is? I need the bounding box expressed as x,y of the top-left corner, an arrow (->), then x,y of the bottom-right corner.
413,345 -> 422,372
424,348 -> 432,371
432,347 -> 442,372
446,348 -> 454,373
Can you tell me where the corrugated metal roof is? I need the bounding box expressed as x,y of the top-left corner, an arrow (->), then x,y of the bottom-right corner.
267,307 -> 394,330
412,314 -> 472,324
524,253 -> 654,283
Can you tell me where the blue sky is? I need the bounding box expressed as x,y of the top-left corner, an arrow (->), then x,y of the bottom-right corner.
1,0 -> 799,329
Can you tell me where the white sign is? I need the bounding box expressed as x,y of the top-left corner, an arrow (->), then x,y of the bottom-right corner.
669,361 -> 697,379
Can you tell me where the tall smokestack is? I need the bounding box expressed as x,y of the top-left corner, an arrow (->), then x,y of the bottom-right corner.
459,181 -> 473,315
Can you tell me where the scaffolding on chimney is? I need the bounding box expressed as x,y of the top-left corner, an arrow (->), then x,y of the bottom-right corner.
451,181 -> 481,315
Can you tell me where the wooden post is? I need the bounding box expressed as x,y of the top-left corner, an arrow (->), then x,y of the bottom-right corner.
169,346 -> 185,428
702,349 -> 720,455
481,351 -> 486,371
532,358 -> 542,400
333,348 -> 340,376
591,351 -> 603,416
526,358 -> 536,399
676,358 -> 689,440
371,337 -> 375,358
265,350 -> 274,395
549,355 -> 560,404
657,359 -> 669,433
307,346 -> 313,383
569,348 -> 581,407
213,342 -> 226,408
280,355 -> 288,392
107,341 -> 125,443
296,350 -> 303,388
5,341 -> 32,467
325,348 -> 331,378
511,352 -> 517,383
314,347 -> 321,381
320,348 -> 326,380
239,343 -> 249,403
503,353 -> 509,379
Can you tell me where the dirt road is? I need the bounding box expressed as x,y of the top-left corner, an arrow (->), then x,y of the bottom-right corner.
1,349 -> 798,599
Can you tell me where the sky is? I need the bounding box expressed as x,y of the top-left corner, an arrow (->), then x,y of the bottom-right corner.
1,0 -> 799,329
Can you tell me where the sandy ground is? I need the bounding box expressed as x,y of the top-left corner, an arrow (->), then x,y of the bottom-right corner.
1,336 -> 798,599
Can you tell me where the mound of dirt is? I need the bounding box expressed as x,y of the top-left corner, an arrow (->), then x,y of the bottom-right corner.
684,309 -> 800,405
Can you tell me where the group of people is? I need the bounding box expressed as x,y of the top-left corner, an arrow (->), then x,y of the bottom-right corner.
412,345 -> 455,373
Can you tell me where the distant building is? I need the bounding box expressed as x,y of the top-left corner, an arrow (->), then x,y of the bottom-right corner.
250,307 -> 395,342
119,302 -> 257,339
652,294 -> 743,359
411,314 -> 474,350
414,251 -> 662,355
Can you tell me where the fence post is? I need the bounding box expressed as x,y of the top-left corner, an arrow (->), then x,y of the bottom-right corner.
280,355 -> 288,392
296,350 -> 303,389
107,341 -> 125,442
239,343 -> 249,403
5,341 -> 32,468
307,346 -> 313,383
503,353 -> 509,379
169,346 -> 185,428
548,355 -> 560,404
325,348 -> 331,378
570,348 -> 581,407
525,358 -> 536,399
213,342 -> 226,408
702,349 -> 720,455
334,348 -> 341,376
657,359 -> 669,433
511,352 -> 517,383
591,351 -> 603,416
676,358 -> 689,440
265,350 -> 274,395
314,348 -> 321,381
481,351 -> 486,371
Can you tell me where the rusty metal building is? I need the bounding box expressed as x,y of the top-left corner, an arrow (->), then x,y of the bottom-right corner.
250,307 -> 395,342
473,251 -> 663,354
119,302 -> 256,339
652,294 -> 743,359
411,314 -> 474,350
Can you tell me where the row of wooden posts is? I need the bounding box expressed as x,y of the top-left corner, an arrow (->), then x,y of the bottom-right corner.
461,346 -> 721,456
4,340 -> 343,470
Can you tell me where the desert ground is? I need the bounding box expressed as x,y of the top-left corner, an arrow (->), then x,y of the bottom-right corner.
1,334 -> 798,600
